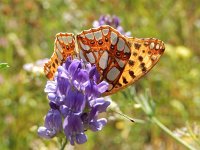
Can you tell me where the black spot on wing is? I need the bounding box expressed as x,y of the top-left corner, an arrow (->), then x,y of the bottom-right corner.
122,76 -> 128,84
138,56 -> 143,61
128,60 -> 134,66
129,70 -> 135,78
134,43 -> 141,50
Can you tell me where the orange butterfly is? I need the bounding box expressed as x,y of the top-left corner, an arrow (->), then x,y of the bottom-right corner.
44,25 -> 165,96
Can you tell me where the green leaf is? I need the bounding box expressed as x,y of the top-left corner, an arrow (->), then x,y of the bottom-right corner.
0,63 -> 9,69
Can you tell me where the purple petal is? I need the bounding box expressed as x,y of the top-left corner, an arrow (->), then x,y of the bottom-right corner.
99,15 -> 104,22
89,106 -> 98,120
38,126 -> 56,139
88,99 -> 109,121
68,59 -> 81,76
88,99 -> 109,120
89,98 -> 110,114
60,105 -> 72,117
89,118 -> 107,132
57,66 -> 69,79
47,93 -> 56,101
125,31 -> 131,37
63,57 -> 72,70
38,109 -> 62,139
74,69 -> 89,86
44,109 -> 62,132
97,81 -> 109,94
113,16 -> 120,27
94,99 -> 110,113
65,88 -> 86,114
63,115 -> 86,145
116,26 -> 124,34
44,81 -> 57,93
89,65 -> 100,83
76,133 -> 87,144
92,21 -> 100,28
89,97 -> 104,107
85,82 -> 99,97
85,63 -> 92,71
57,74 -> 70,95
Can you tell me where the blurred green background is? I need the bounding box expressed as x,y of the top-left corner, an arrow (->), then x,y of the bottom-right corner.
0,0 -> 200,149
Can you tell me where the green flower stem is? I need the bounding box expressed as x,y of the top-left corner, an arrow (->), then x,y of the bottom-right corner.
151,116 -> 196,150
60,139 -> 68,150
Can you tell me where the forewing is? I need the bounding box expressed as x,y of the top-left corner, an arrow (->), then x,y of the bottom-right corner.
76,25 -> 131,92
44,33 -> 76,80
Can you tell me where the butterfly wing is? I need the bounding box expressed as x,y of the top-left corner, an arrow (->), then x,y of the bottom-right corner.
109,37 -> 165,95
77,25 -> 165,95
44,25 -> 165,96
76,25 -> 131,92
44,33 -> 76,80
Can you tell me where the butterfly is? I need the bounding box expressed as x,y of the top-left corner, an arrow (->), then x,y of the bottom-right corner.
44,25 -> 165,96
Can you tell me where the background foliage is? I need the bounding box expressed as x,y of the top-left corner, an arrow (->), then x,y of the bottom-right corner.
0,0 -> 200,149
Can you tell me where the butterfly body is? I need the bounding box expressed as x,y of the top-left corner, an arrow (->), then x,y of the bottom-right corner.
44,25 -> 165,95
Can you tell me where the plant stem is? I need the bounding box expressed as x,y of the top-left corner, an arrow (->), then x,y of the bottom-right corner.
151,116 -> 196,150
60,139 -> 68,150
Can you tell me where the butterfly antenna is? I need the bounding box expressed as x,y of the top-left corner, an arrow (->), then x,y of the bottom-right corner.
113,111 -> 135,123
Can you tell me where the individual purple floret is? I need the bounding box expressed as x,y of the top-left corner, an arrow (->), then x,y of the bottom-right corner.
38,109 -> 62,139
93,15 -> 131,36
38,57 -> 110,145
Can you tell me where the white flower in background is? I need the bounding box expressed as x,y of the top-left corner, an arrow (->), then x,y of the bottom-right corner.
23,58 -> 49,75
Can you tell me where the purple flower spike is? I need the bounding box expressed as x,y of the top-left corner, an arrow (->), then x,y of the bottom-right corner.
38,57 -> 110,145
93,15 -> 131,36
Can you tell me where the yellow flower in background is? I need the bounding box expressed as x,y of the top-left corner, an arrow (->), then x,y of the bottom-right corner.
165,44 -> 192,59
175,46 -> 192,58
